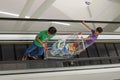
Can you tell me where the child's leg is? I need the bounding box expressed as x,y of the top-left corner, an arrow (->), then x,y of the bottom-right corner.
30,47 -> 45,58
24,42 -> 37,56
27,55 -> 37,60
26,47 -> 45,60
38,47 -> 45,59
38,47 -> 45,56
22,42 -> 37,61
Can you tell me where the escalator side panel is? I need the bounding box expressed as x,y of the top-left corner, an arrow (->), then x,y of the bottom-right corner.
0,45 -> 2,61
1,44 -> 15,61
79,50 -> 90,66
96,44 -> 110,64
87,44 -> 101,65
114,44 -> 120,56
105,44 -> 119,63
15,44 -> 27,60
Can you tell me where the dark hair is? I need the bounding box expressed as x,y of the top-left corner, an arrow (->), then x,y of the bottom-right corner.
48,26 -> 57,34
96,27 -> 103,33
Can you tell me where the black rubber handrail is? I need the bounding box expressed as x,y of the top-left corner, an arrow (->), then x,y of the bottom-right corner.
0,56 -> 120,64
0,17 -> 120,23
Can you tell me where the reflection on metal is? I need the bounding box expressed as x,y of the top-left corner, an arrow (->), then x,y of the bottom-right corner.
52,22 -> 70,26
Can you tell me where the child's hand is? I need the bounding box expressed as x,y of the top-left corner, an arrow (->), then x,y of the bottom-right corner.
82,48 -> 86,52
42,43 -> 47,48
82,21 -> 85,23
89,38 -> 93,40
45,49 -> 50,53
78,32 -> 82,35
81,37 -> 84,40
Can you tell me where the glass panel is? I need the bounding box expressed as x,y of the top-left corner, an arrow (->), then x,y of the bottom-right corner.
0,20 -> 120,34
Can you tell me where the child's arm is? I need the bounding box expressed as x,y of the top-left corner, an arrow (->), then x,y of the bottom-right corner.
36,36 -> 47,48
78,32 -> 92,40
36,36 -> 43,44
81,37 -> 93,40
82,21 -> 92,30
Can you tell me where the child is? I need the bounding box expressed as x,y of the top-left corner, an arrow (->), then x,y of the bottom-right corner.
78,21 -> 103,53
22,26 -> 57,60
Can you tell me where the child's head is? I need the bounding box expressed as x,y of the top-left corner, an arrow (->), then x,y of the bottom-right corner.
94,27 -> 103,35
48,26 -> 57,35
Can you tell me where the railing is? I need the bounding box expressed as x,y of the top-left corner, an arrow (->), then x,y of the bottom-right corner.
0,17 -> 120,23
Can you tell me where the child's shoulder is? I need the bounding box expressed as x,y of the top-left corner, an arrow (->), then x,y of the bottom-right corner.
38,30 -> 47,36
91,29 -> 95,33
39,30 -> 47,33
91,29 -> 95,31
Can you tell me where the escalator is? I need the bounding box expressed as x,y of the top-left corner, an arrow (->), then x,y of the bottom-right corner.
0,18 -> 120,75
